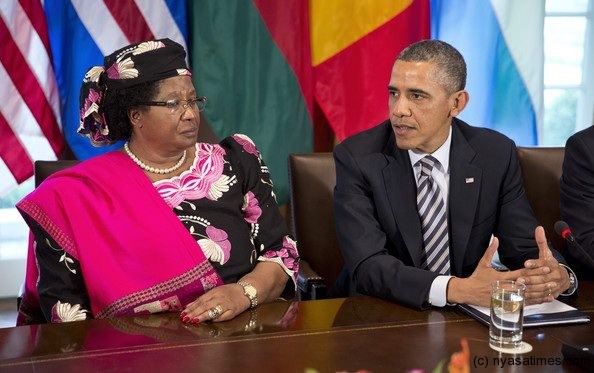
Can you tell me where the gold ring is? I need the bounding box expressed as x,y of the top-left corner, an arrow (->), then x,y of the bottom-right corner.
207,304 -> 224,319
207,308 -> 219,319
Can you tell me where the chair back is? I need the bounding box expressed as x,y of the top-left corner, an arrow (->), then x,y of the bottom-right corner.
288,153 -> 343,291
35,160 -> 81,187
517,147 -> 565,252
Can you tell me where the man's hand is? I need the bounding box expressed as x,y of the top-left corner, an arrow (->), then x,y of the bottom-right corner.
516,226 -> 570,305
447,237 -> 521,306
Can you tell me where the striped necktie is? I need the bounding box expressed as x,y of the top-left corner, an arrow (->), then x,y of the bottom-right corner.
416,155 -> 450,275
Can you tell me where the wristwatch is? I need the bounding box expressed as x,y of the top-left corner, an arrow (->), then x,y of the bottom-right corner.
565,270 -> 578,296
560,264 -> 578,296
238,281 -> 258,308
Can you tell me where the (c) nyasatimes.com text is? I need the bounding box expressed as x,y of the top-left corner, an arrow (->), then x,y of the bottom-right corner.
472,355 -> 562,368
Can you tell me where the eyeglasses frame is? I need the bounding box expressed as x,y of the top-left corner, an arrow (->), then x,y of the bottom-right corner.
135,96 -> 207,113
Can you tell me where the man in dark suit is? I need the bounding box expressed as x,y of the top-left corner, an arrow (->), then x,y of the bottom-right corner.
560,126 -> 594,278
333,39 -> 574,309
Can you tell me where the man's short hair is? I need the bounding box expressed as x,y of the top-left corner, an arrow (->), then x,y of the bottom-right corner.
397,39 -> 467,93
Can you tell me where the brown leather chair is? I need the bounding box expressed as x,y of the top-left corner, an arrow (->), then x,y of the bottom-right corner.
288,153 -> 343,299
517,147 -> 565,252
34,160 -> 81,187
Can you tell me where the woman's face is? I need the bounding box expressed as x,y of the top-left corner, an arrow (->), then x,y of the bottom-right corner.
132,75 -> 201,153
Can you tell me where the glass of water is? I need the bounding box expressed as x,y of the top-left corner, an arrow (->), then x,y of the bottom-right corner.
489,280 -> 526,350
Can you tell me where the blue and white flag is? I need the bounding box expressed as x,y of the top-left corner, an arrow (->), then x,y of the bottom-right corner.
44,0 -> 188,159
431,0 -> 543,145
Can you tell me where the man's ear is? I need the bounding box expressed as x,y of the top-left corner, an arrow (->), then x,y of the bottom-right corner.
450,90 -> 469,117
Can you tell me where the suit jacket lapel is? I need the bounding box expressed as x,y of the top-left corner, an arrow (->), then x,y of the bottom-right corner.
449,122 -> 482,274
382,135 -> 424,266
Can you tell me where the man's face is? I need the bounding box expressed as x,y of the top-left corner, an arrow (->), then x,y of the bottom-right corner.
388,60 -> 459,153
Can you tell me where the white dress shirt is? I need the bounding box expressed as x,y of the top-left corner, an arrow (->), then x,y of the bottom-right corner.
408,126 -> 453,307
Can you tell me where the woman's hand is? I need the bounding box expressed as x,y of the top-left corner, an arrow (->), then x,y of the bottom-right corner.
180,261 -> 290,323
181,284 -> 250,323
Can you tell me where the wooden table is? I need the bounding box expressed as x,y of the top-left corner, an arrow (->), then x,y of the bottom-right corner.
1,283 -> 592,372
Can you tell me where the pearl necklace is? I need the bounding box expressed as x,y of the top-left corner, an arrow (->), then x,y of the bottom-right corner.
124,141 -> 187,174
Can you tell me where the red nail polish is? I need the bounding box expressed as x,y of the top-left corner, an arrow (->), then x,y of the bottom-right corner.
192,317 -> 199,323
180,311 -> 187,318
183,316 -> 190,323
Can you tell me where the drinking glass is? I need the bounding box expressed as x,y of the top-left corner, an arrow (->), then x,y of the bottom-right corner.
489,280 -> 526,350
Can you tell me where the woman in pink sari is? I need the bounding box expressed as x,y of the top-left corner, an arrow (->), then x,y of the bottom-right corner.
17,39 -> 298,325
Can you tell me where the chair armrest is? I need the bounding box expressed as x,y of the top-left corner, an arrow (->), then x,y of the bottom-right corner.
297,259 -> 327,300
17,282 -> 24,310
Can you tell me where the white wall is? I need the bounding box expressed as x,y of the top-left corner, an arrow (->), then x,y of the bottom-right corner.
0,208 -> 27,298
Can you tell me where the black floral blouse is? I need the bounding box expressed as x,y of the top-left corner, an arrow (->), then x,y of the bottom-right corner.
29,135 -> 299,322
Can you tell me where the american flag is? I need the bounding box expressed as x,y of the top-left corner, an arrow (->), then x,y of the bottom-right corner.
0,0 -> 63,196
0,0 -> 188,196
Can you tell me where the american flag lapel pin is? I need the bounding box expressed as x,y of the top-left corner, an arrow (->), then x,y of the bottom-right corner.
465,177 -> 474,184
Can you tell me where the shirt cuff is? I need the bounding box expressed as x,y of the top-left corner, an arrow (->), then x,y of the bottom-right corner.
428,275 -> 453,307
559,263 -> 578,296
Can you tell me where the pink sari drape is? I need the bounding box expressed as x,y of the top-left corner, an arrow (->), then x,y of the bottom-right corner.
17,151 -> 223,322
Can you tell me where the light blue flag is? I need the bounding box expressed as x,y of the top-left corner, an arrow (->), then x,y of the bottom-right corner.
431,0 -> 543,145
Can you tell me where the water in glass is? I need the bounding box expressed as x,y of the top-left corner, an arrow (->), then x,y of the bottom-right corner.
489,282 -> 525,349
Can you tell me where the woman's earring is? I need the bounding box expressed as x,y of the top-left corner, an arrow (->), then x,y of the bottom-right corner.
132,112 -> 142,128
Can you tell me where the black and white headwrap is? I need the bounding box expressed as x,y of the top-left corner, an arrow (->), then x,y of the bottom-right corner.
78,38 -> 191,146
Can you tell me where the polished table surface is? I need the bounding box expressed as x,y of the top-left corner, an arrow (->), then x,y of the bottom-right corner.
1,283 -> 593,372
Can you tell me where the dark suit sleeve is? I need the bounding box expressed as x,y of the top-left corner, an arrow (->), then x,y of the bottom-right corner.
560,133 -> 594,271
333,144 -> 438,309
492,141 -> 542,269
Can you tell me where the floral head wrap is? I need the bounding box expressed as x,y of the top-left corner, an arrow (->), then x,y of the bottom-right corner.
78,38 -> 192,146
